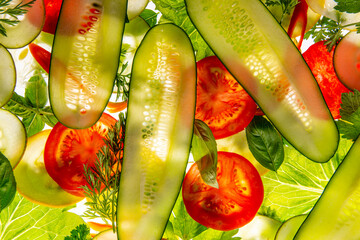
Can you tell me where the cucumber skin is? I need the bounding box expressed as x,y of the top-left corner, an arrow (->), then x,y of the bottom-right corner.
294,137 -> 360,240
185,0 -> 339,163
116,23 -> 196,240
49,0 -> 127,129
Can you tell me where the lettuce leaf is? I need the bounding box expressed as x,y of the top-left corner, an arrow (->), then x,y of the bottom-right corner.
0,193 -> 85,240
261,137 -> 352,221
152,0 -> 213,60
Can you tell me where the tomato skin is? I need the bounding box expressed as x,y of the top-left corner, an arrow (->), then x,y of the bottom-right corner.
182,151 -> 264,231
29,43 -> 51,73
43,0 -> 63,34
195,56 -> 257,140
44,113 -> 117,197
303,41 -> 352,119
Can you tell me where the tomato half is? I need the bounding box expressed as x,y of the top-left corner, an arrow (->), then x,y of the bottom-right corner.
182,151 -> 264,231
44,113 -> 117,197
195,56 -> 257,140
303,41 -> 351,119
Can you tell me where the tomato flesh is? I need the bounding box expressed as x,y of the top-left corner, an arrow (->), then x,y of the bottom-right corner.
195,56 -> 257,140
182,151 -> 264,231
303,41 -> 351,119
44,113 -> 117,197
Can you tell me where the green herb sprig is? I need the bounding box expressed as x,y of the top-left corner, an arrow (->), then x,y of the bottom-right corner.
265,0 -> 299,23
0,0 -> 36,37
82,113 -> 125,230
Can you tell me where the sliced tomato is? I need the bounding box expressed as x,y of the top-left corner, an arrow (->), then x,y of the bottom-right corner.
43,0 -> 63,34
303,41 -> 352,119
29,43 -> 51,73
195,56 -> 257,140
182,151 -> 264,231
44,113 -> 117,197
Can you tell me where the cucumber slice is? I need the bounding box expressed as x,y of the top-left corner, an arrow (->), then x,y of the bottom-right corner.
294,137 -> 360,239
127,0 -> 149,20
185,0 -> 339,162
49,0 -> 127,129
0,44 -> 16,107
275,215 -> 307,240
116,23 -> 196,240
93,229 -> 117,239
333,31 -> 360,91
0,0 -> 45,49
0,109 -> 26,169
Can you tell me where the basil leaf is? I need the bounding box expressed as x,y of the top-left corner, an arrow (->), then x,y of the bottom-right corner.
0,152 -> 16,212
246,116 -> 284,171
25,73 -> 48,109
22,113 -> 45,137
191,119 -> 218,188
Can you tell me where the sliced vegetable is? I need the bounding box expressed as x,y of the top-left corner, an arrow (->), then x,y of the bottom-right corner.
185,0 -> 339,162
303,41 -> 351,119
49,0 -> 127,128
44,113 -> 117,197
275,215 -> 307,240
195,55 -> 257,140
0,44 -> 16,107
43,0 -> 63,34
116,23 -> 196,240
14,130 -> 83,207
0,0 -> 45,48
333,31 -> 360,91
29,43 -> 51,73
182,151 -> 264,231
0,109 -> 26,168
127,0 -> 149,20
295,136 -> 360,239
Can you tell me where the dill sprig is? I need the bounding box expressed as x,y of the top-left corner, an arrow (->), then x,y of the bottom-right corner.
82,113 -> 126,230
0,0 -> 36,37
115,63 -> 131,101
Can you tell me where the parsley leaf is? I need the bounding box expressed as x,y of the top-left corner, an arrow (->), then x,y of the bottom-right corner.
64,224 -> 91,240
334,0 -> 360,14
265,0 -> 299,23
338,90 -> 360,140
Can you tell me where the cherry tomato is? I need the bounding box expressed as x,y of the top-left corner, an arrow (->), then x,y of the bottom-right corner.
195,56 -> 257,140
29,43 -> 51,73
44,113 -> 117,197
303,41 -> 352,119
182,151 -> 264,231
14,130 -> 83,207
43,0 -> 63,34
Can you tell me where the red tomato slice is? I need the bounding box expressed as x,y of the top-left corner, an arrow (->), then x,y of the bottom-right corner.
182,151 -> 264,231
43,0 -> 63,34
195,56 -> 257,140
44,113 -> 117,197
303,41 -> 351,119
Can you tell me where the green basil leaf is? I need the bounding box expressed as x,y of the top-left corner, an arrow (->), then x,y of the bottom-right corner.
191,119 -> 218,188
25,73 -> 48,109
246,116 -> 284,171
0,152 -> 16,212
23,113 -> 45,137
